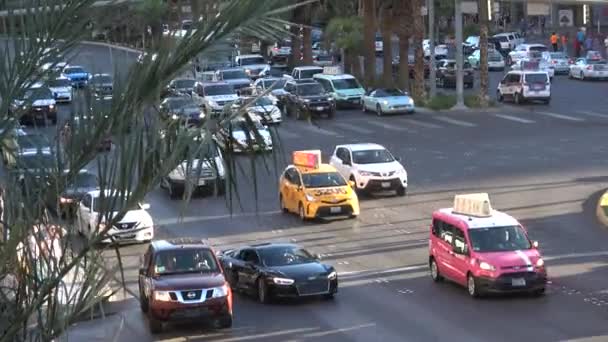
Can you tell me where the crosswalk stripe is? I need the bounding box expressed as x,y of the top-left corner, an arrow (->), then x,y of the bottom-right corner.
332,122 -> 374,134
577,110 -> 608,119
493,113 -> 535,124
297,123 -> 342,137
534,111 -> 584,122
403,118 -> 442,129
433,116 -> 477,127
366,120 -> 417,133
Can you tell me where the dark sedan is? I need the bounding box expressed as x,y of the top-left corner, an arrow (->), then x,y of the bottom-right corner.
219,243 -> 338,303
159,96 -> 204,126
436,59 -> 474,88
54,170 -> 99,218
162,78 -> 196,98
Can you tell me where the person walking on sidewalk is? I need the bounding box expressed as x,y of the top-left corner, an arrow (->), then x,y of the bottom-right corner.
576,28 -> 585,57
604,35 -> 608,58
561,33 -> 568,55
551,32 -> 559,52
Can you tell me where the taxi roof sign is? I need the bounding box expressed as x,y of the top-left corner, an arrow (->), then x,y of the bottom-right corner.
323,66 -> 343,75
453,193 -> 493,217
293,150 -> 321,169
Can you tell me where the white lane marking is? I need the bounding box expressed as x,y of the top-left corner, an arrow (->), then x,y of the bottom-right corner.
493,113 -> 535,124
339,264 -> 427,277
403,118 -> 442,129
433,116 -> 477,127
155,210 -> 281,226
544,250 -> 608,261
332,122 -> 374,134
297,123 -> 342,136
534,111 -> 585,122
577,110 -> 608,119
276,127 -> 301,139
365,120 -> 416,133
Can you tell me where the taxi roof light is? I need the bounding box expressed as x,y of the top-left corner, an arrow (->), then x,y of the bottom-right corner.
293,150 -> 321,169
453,193 -> 493,217
323,66 -> 343,75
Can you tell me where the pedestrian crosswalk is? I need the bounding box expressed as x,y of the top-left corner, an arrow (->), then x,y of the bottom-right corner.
274,109 -> 608,140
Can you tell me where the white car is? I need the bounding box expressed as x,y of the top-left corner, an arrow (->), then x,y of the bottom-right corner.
47,76 -> 73,103
76,190 -> 154,244
569,57 -> 608,80
329,143 -> 407,196
217,118 -> 272,152
192,81 -> 239,115
497,70 -> 551,105
233,96 -> 282,124
234,54 -> 268,79
161,139 -> 226,198
507,44 -> 548,65
423,40 -> 448,57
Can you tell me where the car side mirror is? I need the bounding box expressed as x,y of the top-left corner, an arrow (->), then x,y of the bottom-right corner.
139,267 -> 146,276
395,156 -> 402,162
141,203 -> 151,210
297,185 -> 303,192
315,253 -> 322,260
532,241 -> 539,248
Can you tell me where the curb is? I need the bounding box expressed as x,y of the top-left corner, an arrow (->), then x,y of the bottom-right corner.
596,190 -> 608,228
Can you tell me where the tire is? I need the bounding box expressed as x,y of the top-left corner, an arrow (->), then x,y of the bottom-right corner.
532,288 -> 546,297
217,315 -> 233,329
257,277 -> 270,304
168,182 -> 181,200
497,91 -> 504,102
148,315 -> 163,334
139,283 -> 149,313
514,92 -> 522,105
298,203 -> 306,221
376,104 -> 383,117
396,186 -> 406,197
430,258 -> 443,282
467,273 -> 481,298
279,194 -> 288,213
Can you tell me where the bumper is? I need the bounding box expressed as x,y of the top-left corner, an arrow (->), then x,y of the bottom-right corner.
335,98 -> 361,108
584,71 -> 608,79
22,108 -> 57,122
359,177 -> 407,192
267,278 -> 338,298
304,104 -> 335,115
553,66 -> 570,73
476,271 -> 547,293
523,91 -> 550,99
150,297 -> 230,322
54,93 -> 72,103
168,177 -> 224,191
102,226 -> 154,243
305,201 -> 360,219
381,105 -> 415,113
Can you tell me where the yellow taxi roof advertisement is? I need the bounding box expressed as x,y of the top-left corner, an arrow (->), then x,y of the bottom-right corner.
453,193 -> 493,217
293,150 -> 321,169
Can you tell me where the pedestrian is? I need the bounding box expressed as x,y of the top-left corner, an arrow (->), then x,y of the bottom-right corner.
561,33 -> 568,55
576,28 -> 585,57
585,33 -> 593,53
604,35 -> 608,58
550,32 -> 559,52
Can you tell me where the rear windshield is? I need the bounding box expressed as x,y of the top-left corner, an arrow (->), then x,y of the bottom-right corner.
529,46 -> 548,52
240,57 -> 265,65
48,78 -> 71,87
524,73 -> 548,83
203,84 -> 235,96
154,249 -> 220,275
332,78 -> 361,90
300,69 -> 323,79
221,70 -> 248,79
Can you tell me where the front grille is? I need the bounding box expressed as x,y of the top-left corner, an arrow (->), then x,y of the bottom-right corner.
180,290 -> 202,301
366,178 -> 402,190
307,100 -> 331,107
321,199 -> 347,205
497,271 -> 536,280
114,222 -> 138,230
316,204 -> 353,217
296,279 -> 329,295
189,169 -> 214,178
347,96 -> 361,101
501,265 -> 528,270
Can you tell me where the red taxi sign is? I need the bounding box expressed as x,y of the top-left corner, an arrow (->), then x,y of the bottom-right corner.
293,150 -> 321,169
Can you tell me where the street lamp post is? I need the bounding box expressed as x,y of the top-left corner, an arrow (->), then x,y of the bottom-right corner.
454,0 -> 465,108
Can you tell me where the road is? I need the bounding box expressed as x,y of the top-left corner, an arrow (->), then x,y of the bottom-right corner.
26,43 -> 608,341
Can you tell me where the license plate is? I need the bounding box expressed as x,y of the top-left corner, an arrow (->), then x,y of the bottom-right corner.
330,207 -> 341,214
198,179 -> 206,186
315,106 -> 324,111
511,278 -> 526,287
381,182 -> 391,188
350,99 -> 359,103
532,86 -> 543,90
181,308 -> 203,318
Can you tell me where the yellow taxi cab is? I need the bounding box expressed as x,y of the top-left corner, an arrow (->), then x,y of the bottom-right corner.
279,150 -> 360,221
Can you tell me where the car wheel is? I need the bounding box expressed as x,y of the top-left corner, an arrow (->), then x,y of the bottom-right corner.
580,71 -> 585,80
257,277 -> 270,304
217,314 -> 233,329
298,203 -> 306,221
279,194 -> 288,213
497,91 -> 504,102
376,104 -> 383,117
430,258 -> 443,282
148,315 -> 164,334
514,92 -> 522,105
139,283 -> 149,313
396,186 -> 406,197
467,273 -> 481,298
532,288 -> 546,297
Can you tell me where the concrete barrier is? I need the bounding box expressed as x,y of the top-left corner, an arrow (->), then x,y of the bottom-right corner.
595,190 -> 608,227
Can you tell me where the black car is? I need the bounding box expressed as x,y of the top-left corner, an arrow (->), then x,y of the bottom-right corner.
284,81 -> 335,120
54,170 -> 99,217
162,78 -> 196,98
159,96 -> 204,126
89,73 -> 113,98
219,243 -> 338,303
436,60 -> 475,88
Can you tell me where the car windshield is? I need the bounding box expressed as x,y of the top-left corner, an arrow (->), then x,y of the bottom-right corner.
221,70 -> 248,79
529,46 -> 547,52
92,197 -> 139,213
302,172 -> 347,188
352,149 -> 394,164
17,154 -> 55,170
17,135 -> 48,150
300,69 -> 323,79
24,87 -> 52,100
69,173 -> 98,188
154,249 -> 220,275
332,78 -> 361,90
259,246 -> 316,267
550,52 -> 566,59
496,36 -> 508,42
204,84 -> 235,96
48,78 -> 71,87
375,88 -> 405,97
465,36 -> 479,44
297,83 -> 324,96
262,79 -> 286,89
524,73 -> 548,83
64,67 -> 85,74
91,75 -> 112,84
468,225 -> 531,252
241,57 -> 265,65
172,79 -> 195,89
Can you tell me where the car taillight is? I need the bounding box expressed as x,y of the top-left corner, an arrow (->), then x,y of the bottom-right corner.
568,59 -> 574,64
551,60 -> 557,64
587,66 -> 593,70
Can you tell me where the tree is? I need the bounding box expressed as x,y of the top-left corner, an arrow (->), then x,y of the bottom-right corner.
478,0 -> 490,106
395,1 -> 412,91
362,0 -> 377,86
379,1 -> 395,87
411,0 -> 426,101
0,0 -> 306,340
301,3 -> 313,65
136,0 -> 168,49
324,16 -> 363,76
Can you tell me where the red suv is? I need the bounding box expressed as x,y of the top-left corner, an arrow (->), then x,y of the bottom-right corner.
138,239 -> 233,333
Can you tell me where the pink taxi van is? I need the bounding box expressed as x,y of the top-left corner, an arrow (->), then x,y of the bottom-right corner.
428,193 -> 547,297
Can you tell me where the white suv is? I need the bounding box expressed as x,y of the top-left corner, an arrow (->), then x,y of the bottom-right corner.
76,190 -> 154,243
329,143 -> 408,196
497,70 -> 551,105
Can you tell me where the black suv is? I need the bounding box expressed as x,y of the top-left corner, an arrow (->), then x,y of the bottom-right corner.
284,80 -> 335,120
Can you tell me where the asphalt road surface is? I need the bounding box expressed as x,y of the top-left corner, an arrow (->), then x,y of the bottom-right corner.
16,43 -> 608,341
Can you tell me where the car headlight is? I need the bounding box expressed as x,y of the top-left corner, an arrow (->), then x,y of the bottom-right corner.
479,261 -> 495,271
359,171 -> 373,177
59,197 -> 73,204
273,277 -> 295,285
154,291 -> 173,302
244,68 -> 251,75
536,258 -> 544,267
326,97 -> 333,102
49,104 -> 55,109
305,193 -> 316,202
407,98 -> 414,105
211,284 -> 230,298
382,100 -> 388,105
304,99 -> 311,103
171,114 -> 179,120
208,100 -> 218,107
199,112 -> 205,119
327,271 -> 337,279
